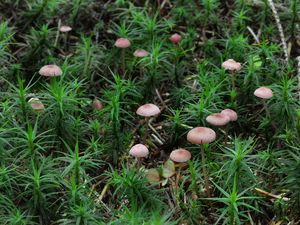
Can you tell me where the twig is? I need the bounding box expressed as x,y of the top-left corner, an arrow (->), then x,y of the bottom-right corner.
267,0 -> 289,62
151,134 -> 164,145
247,26 -> 260,44
54,19 -> 61,47
97,183 -> 110,202
155,88 -> 168,111
255,187 -> 290,201
148,119 -> 165,143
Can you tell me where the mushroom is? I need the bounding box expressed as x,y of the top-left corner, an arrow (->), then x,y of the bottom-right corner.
59,25 -> 72,33
169,33 -> 182,44
170,148 -> 191,187
170,148 -> 191,163
92,98 -> 103,110
133,49 -> 149,58
129,144 -> 149,168
221,109 -> 238,122
39,64 -> 62,77
206,113 -> 230,127
28,97 -> 45,113
222,59 -> 242,72
115,38 -> 131,48
115,38 -> 131,75
133,49 -> 149,76
59,25 -> 72,50
254,87 -> 273,99
254,87 -> 275,129
220,109 -> 238,145
222,59 -> 242,92
136,103 -> 161,143
187,127 -> 216,197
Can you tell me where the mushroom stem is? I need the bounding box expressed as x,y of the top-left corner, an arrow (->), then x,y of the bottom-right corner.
200,144 -> 210,198
121,49 -> 125,75
224,125 -> 229,146
230,71 -> 236,89
144,117 -> 150,143
64,33 -> 68,51
175,165 -> 182,188
136,158 -> 141,170
262,99 -> 277,130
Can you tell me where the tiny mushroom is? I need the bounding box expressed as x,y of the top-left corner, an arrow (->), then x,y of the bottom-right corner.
92,98 -> 103,110
59,25 -> 72,33
254,87 -> 275,128
187,127 -> 216,144
206,113 -> 230,126
221,109 -> 238,122
115,38 -> 131,74
187,127 -> 216,197
170,148 -> 191,187
169,33 -> 182,44
115,38 -> 131,48
133,49 -> 149,58
254,87 -> 273,99
136,103 -> 161,142
39,64 -> 62,77
222,59 -> 242,72
129,144 -> 149,158
28,97 -> 45,112
170,148 -> 191,163
136,103 -> 161,117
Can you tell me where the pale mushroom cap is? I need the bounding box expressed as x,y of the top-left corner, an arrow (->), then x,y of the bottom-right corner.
133,49 -> 149,57
169,33 -> 182,44
92,98 -> 103,110
221,109 -> 238,121
222,59 -> 242,71
39,64 -> 62,77
254,87 -> 273,99
187,127 -> 216,144
206,113 -> 230,126
170,148 -> 191,163
129,144 -> 149,158
115,38 -> 131,48
59,25 -> 72,32
28,98 -> 45,112
136,103 -> 161,117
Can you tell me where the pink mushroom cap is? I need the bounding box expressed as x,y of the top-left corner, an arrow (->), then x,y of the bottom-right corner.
221,109 -> 238,121
187,127 -> 216,144
39,64 -> 62,77
136,103 -> 161,117
59,25 -> 72,32
169,33 -> 182,44
92,98 -> 103,110
133,49 -> 149,57
170,148 -> 191,163
254,87 -> 273,99
129,144 -> 149,158
28,98 -> 45,112
206,113 -> 230,126
222,59 -> 242,71
115,38 -> 131,48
